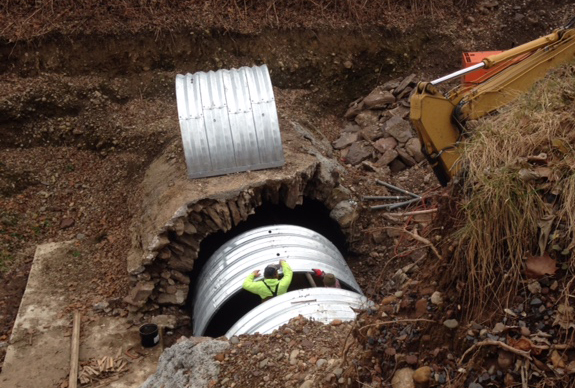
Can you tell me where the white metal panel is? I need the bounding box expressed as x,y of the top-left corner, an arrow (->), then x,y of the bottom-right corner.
226,288 -> 373,337
192,225 -> 362,336
175,65 -> 284,179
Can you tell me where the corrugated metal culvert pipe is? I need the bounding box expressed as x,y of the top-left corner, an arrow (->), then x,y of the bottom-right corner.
192,225 -> 371,337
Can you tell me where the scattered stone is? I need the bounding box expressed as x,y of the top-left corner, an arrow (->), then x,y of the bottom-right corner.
527,281 -> 542,294
299,380 -> 313,388
384,116 -> 413,143
344,141 -> 374,165
405,354 -> 418,365
405,138 -> 425,162
344,99 -> 365,120
492,322 -> 506,334
333,367 -> 343,378
443,319 -> 459,329
363,88 -> 396,109
375,149 -> 399,167
373,136 -> 398,154
388,105 -> 410,119
382,295 -> 397,305
355,110 -> 381,128
290,349 -> 300,365
92,301 -> 109,311
430,291 -> 443,306
412,366 -> 432,388
393,74 -> 416,96
396,147 -> 416,167
316,359 -> 327,368
382,78 -> 401,91
60,217 -> 75,229
333,132 -> 360,149
360,125 -> 385,141
329,200 -> 358,228
415,299 -> 428,318
391,367 -> 415,388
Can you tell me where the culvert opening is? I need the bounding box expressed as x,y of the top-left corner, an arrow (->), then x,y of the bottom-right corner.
187,197 -> 351,337
187,209 -> 361,338
202,273 -> 358,337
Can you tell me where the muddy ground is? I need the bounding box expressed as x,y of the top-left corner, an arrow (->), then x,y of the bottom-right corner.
1,0 -> 574,384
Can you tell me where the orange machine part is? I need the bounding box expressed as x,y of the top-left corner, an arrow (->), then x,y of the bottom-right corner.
462,51 -> 504,84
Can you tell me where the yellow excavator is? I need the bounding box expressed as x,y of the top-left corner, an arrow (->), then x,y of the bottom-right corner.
410,17 -> 575,186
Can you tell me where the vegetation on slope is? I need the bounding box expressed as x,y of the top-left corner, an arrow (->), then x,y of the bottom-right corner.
451,63 -> 575,315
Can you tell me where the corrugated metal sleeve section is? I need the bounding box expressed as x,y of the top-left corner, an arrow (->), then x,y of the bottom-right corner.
175,64 -> 285,179
192,225 -> 362,336
226,288 -> 373,337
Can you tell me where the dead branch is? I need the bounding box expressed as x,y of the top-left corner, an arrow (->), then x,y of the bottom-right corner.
384,227 -> 444,261
459,340 -> 532,364
383,208 -> 438,217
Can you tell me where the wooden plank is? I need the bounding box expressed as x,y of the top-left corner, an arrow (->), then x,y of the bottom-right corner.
69,311 -> 81,388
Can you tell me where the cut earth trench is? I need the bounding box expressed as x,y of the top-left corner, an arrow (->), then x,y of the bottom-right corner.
0,26 -> 450,345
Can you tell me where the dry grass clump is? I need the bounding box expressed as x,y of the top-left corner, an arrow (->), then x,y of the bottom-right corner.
452,64 -> 575,314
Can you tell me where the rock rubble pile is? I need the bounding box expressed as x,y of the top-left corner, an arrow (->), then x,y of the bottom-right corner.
333,74 -> 425,174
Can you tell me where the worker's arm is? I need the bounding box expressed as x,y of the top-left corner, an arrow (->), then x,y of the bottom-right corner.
278,260 -> 293,294
242,271 -> 267,298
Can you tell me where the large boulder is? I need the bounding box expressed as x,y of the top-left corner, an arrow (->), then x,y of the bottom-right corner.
332,132 -> 359,150
345,141 -> 374,165
375,149 -> 398,167
374,137 -> 398,154
140,338 -> 229,388
405,137 -> 425,162
384,116 -> 413,143
363,87 -> 396,109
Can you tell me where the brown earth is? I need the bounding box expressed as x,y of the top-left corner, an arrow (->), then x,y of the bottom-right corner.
1,0 -> 574,385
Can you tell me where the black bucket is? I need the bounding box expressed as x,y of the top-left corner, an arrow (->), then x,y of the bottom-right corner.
139,323 -> 159,348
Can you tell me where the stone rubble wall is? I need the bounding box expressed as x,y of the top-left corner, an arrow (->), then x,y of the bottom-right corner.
124,130 -> 357,313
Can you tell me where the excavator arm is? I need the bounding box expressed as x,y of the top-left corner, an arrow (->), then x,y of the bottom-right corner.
410,18 -> 575,186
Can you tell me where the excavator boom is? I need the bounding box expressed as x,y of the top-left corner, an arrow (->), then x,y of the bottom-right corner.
410,18 -> 575,186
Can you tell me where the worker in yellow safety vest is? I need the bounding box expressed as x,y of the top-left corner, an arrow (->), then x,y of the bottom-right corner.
243,259 -> 293,302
